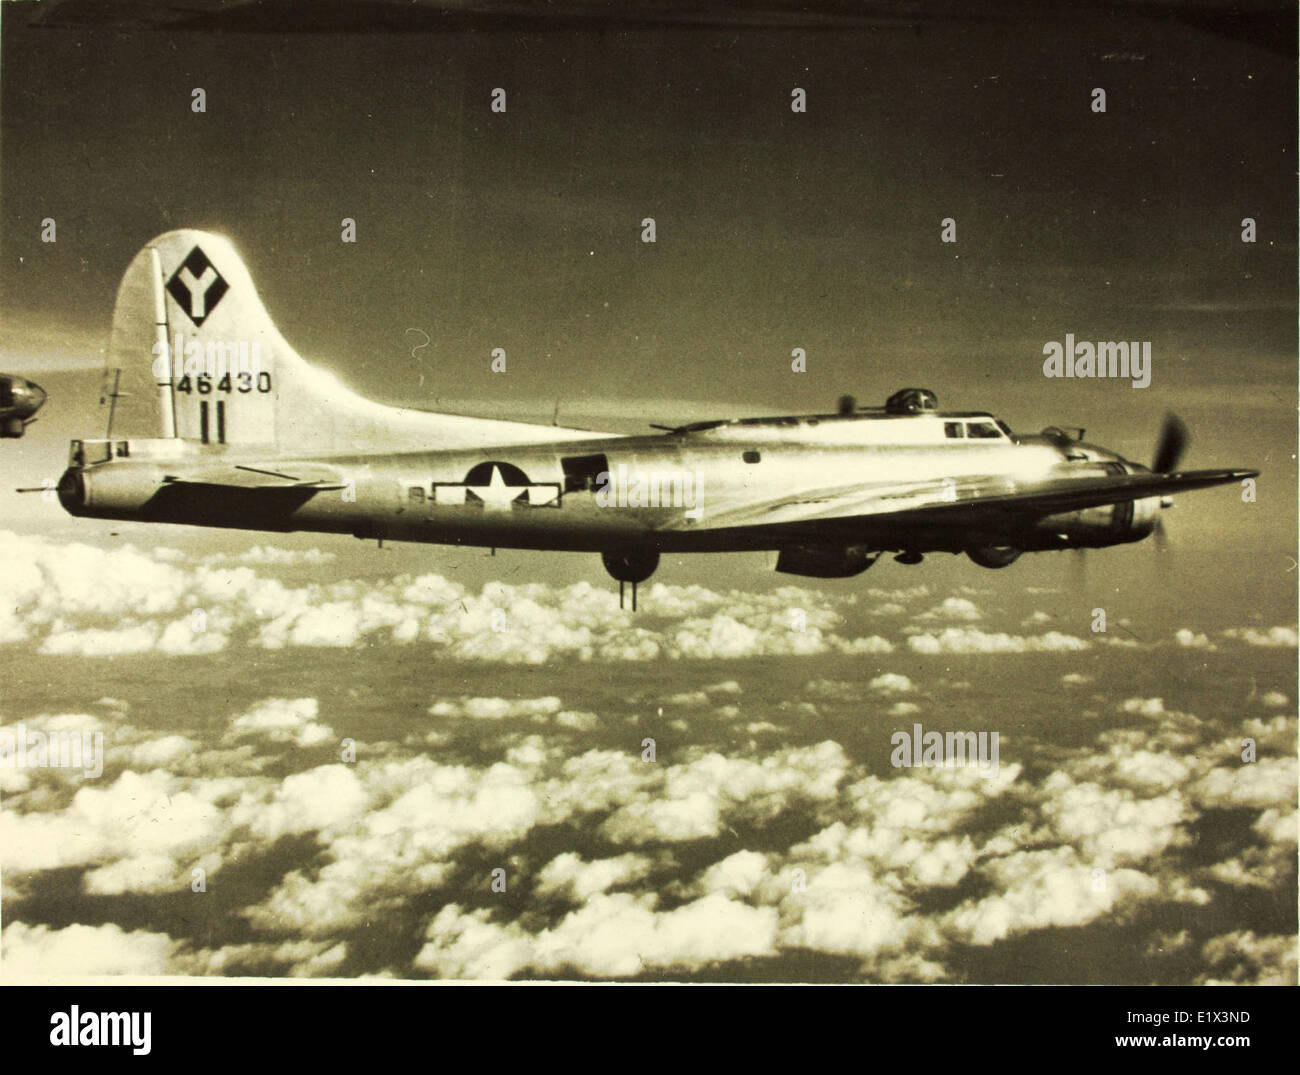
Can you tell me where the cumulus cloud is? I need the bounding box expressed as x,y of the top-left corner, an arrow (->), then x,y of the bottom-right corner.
429,696 -> 562,721
124,736 -> 198,768
1120,697 -> 1166,717
234,764 -> 368,842
600,742 -> 849,846
1198,931 -> 1298,985
229,698 -> 333,748
1221,626 -> 1298,648
173,939 -> 348,978
691,851 -> 771,898
202,547 -> 337,567
1187,757 -> 1297,811
1174,628 -> 1214,650
535,853 -> 657,903
0,922 -> 349,979
917,597 -> 982,622
1238,715 -> 1296,752
942,847 -> 1168,945
0,768 -> 236,893
907,627 -> 1089,655
3,609 -> 1294,986
415,892 -> 779,979
1252,807 -> 1297,845
0,709 -> 243,799
665,690 -> 710,707
1063,744 -> 1194,795
157,617 -> 229,655
1034,775 -> 1194,866
1208,849 -> 1293,890
781,861 -> 932,958
2,923 -> 174,977
239,753 -> 553,937
1,531 -> 901,664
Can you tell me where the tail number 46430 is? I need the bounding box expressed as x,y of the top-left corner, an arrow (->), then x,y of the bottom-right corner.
176,373 -> 272,394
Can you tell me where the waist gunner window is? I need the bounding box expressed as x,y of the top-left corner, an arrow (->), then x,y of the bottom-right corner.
561,453 -> 610,493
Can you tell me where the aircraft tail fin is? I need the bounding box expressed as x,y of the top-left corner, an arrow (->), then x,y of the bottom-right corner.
104,230 -> 603,454
107,231 -> 296,446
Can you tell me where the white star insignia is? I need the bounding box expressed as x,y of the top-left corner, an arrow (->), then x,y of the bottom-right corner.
465,465 -> 525,510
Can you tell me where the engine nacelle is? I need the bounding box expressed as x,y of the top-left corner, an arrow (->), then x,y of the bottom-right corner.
1033,497 -> 1159,548
776,544 -> 878,578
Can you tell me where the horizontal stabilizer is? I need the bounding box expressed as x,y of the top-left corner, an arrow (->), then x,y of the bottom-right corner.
161,463 -> 348,490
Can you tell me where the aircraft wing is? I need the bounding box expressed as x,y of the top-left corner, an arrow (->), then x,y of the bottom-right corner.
667,468 -> 1256,538
161,463 -> 349,490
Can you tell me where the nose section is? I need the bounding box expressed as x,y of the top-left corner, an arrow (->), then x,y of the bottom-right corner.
56,467 -> 86,514
12,379 -> 45,408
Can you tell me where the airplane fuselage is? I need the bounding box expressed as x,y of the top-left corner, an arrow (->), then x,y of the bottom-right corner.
57,409 -> 1159,558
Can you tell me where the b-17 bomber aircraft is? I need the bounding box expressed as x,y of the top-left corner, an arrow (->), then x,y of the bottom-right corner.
1,374 -> 46,438
48,231 -> 1256,608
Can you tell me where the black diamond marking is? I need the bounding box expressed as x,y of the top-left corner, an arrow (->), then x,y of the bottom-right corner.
165,246 -> 229,327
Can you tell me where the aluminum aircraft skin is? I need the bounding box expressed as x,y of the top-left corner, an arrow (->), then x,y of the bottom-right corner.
52,231 -> 1256,606
1,374 -> 46,438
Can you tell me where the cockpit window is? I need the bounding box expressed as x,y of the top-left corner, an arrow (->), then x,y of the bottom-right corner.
966,421 -> 1002,439
944,422 -> 965,439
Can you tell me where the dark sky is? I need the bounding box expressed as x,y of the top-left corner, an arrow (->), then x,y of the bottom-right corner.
1,2 -> 1295,614
4,4 -> 1294,399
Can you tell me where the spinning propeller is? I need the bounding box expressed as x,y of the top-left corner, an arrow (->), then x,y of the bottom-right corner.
1150,413 -> 1188,552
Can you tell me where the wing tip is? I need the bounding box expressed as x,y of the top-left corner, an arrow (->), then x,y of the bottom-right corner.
1176,468 -> 1259,482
